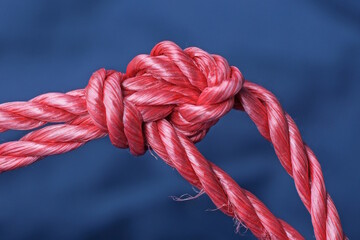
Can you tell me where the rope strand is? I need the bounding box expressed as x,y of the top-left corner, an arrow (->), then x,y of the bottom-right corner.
236,82 -> 345,240
0,41 -> 344,239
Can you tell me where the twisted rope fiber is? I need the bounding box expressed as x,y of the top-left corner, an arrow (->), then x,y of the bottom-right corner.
0,41 -> 345,239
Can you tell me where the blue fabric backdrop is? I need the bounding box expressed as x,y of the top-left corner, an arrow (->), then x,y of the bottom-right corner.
0,1 -> 359,239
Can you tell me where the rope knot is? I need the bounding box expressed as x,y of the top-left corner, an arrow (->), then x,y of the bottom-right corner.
86,41 -> 244,155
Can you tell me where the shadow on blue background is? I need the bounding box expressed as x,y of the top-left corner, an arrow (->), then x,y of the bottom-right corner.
0,0 -> 359,239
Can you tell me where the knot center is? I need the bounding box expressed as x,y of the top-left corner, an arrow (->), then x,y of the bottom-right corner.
85,41 -> 244,154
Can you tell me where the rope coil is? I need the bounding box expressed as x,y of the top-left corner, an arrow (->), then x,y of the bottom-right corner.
0,41 -> 344,239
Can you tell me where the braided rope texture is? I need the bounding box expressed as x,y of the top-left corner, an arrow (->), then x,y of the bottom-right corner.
0,41 -> 345,240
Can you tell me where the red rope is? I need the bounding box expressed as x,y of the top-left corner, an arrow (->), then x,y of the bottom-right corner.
0,41 -> 345,239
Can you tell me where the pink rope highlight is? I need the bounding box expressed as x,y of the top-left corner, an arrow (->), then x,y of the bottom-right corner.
0,41 -> 344,239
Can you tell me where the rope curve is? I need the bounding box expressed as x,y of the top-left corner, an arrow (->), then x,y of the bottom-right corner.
0,41 -> 344,239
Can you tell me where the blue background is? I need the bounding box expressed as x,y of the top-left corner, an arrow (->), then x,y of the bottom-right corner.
0,1 -> 359,239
